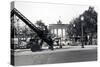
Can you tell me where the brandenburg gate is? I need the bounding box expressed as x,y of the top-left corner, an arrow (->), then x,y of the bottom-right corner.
49,20 -> 68,40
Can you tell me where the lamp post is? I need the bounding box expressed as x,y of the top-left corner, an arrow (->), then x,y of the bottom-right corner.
80,16 -> 84,48
73,24 -> 75,42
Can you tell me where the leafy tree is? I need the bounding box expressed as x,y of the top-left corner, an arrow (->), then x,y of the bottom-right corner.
67,6 -> 97,44
36,20 -> 45,30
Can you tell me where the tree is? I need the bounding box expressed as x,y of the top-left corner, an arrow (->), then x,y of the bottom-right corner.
82,7 -> 97,34
36,20 -> 45,30
67,6 -> 97,44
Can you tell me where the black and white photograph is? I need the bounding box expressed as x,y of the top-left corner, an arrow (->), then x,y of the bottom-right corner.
11,1 -> 97,66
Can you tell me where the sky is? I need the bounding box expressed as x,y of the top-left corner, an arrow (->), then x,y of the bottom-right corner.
14,1 -> 97,26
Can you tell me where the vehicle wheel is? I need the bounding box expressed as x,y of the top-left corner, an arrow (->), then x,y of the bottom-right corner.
48,46 -> 54,50
31,45 -> 40,52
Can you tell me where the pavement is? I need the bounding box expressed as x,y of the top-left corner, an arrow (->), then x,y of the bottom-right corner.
14,45 -> 97,55
13,45 -> 97,66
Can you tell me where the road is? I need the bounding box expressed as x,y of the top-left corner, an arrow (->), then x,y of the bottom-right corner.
14,46 -> 97,66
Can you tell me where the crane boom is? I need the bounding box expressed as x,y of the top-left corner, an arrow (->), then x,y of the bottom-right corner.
11,8 -> 53,50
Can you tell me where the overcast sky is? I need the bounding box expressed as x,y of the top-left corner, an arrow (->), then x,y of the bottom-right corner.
14,1 -> 97,26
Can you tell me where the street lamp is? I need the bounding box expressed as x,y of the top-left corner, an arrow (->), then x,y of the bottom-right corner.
73,24 -> 75,42
80,16 -> 84,48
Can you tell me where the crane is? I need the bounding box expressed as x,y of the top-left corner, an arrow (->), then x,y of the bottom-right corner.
11,8 -> 54,51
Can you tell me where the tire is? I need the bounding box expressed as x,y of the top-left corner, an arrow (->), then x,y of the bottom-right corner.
48,46 -> 54,50
31,44 -> 40,52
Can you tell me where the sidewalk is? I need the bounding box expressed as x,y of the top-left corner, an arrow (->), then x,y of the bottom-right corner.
14,45 -> 97,55
42,45 -> 97,49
